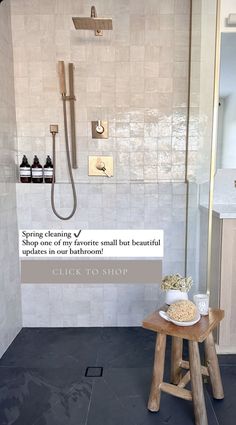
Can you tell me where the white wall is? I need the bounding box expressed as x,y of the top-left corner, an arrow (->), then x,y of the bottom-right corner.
0,0 -> 22,357
221,93 -> 236,167
221,0 -> 236,32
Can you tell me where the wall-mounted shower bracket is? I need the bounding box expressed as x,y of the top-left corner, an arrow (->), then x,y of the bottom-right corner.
91,121 -> 108,139
50,124 -> 59,134
62,95 -> 76,101
88,156 -> 113,177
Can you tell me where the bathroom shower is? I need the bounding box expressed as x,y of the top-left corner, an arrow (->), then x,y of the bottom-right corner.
49,6 -> 114,220
50,61 -> 77,221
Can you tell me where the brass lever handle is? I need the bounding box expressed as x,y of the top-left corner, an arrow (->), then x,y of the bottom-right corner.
96,160 -> 111,177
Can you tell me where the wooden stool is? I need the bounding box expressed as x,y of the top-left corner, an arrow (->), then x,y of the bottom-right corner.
143,308 -> 224,425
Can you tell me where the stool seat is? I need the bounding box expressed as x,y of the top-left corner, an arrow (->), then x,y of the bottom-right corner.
143,307 -> 224,425
143,307 -> 224,342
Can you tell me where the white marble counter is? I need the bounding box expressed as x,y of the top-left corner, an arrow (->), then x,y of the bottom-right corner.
200,204 -> 236,219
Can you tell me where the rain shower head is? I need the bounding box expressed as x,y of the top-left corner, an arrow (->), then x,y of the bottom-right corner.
72,6 -> 112,35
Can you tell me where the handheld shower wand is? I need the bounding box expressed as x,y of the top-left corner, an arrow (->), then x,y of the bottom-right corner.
50,61 -> 77,221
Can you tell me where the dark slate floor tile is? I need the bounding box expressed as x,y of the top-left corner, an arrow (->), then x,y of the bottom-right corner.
0,367 -> 92,425
86,377 -> 135,425
206,366 -> 236,425
0,328 -> 102,368
33,381 -> 92,425
218,354 -> 236,366
87,368 -> 219,425
96,328 -> 158,368
0,328 -> 235,425
119,391 -> 219,425
102,367 -> 152,399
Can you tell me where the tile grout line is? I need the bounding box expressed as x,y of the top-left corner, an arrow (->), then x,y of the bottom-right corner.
102,376 -> 137,425
205,389 -> 221,425
84,328 -> 103,425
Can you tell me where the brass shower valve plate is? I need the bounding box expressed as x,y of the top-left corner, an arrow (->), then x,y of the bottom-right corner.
88,156 -> 113,176
91,121 -> 108,139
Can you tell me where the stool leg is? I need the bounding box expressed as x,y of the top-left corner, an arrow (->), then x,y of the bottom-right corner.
189,341 -> 208,425
204,332 -> 224,399
171,337 -> 183,384
148,333 -> 166,412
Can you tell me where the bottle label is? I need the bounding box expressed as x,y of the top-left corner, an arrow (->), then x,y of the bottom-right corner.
20,167 -> 31,177
32,169 -> 43,177
44,169 -> 53,177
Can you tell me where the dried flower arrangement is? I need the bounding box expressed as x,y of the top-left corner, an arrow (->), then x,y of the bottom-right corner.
161,274 -> 193,293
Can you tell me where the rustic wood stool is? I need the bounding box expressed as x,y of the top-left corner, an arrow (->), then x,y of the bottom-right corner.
143,308 -> 224,425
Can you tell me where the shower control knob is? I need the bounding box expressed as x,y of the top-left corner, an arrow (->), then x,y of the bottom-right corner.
96,121 -> 104,134
91,121 -> 108,139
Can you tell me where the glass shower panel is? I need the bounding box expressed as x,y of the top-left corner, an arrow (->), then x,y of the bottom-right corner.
186,0 -> 218,293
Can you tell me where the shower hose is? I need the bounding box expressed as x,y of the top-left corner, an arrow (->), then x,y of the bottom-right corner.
51,99 -> 77,220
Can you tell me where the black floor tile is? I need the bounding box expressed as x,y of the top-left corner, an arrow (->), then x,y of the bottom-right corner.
0,328 -> 234,425
119,391 -> 219,425
205,365 -> 236,425
0,367 -> 93,425
33,381 -> 92,425
96,327 -> 158,368
218,354 -> 236,366
0,328 -> 102,369
87,369 -> 219,425
86,378 -> 134,425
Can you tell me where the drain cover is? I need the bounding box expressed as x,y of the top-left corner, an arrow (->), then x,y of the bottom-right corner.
85,367 -> 103,377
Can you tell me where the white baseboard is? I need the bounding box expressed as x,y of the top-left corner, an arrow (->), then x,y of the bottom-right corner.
215,344 -> 236,354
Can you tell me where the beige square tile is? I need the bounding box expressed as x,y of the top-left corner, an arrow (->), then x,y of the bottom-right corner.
159,62 -> 174,77
130,45 -> 145,61
116,77 -> 130,92
145,15 -> 160,31
86,77 -> 101,93
145,0 -> 160,14
157,77 -> 173,93
116,62 -> 130,78
115,46 -> 130,62
160,0 -> 174,14
130,62 -> 144,77
130,93 -> 145,108
130,77 -> 144,93
174,0 -> 190,14
130,15 -> 145,32
145,46 -> 160,61
130,123 -> 144,138
145,77 -> 159,92
144,62 -> 159,77
174,62 -> 188,78
130,30 -> 145,45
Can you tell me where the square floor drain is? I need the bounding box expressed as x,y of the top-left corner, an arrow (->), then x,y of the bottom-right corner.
85,367 -> 103,377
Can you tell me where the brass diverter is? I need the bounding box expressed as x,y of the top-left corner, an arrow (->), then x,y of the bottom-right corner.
88,156 -> 113,177
91,120 -> 108,139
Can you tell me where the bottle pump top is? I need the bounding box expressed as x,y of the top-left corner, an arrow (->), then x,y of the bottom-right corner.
46,155 -> 53,165
21,155 -> 29,164
20,154 -> 31,183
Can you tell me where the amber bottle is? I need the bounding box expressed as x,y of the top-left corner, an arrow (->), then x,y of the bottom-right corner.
20,155 -> 31,183
44,155 -> 53,183
31,155 -> 43,183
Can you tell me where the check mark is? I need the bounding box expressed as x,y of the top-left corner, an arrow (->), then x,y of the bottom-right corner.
74,230 -> 82,238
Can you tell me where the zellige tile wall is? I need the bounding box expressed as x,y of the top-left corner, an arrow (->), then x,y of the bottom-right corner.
11,0 -> 190,326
